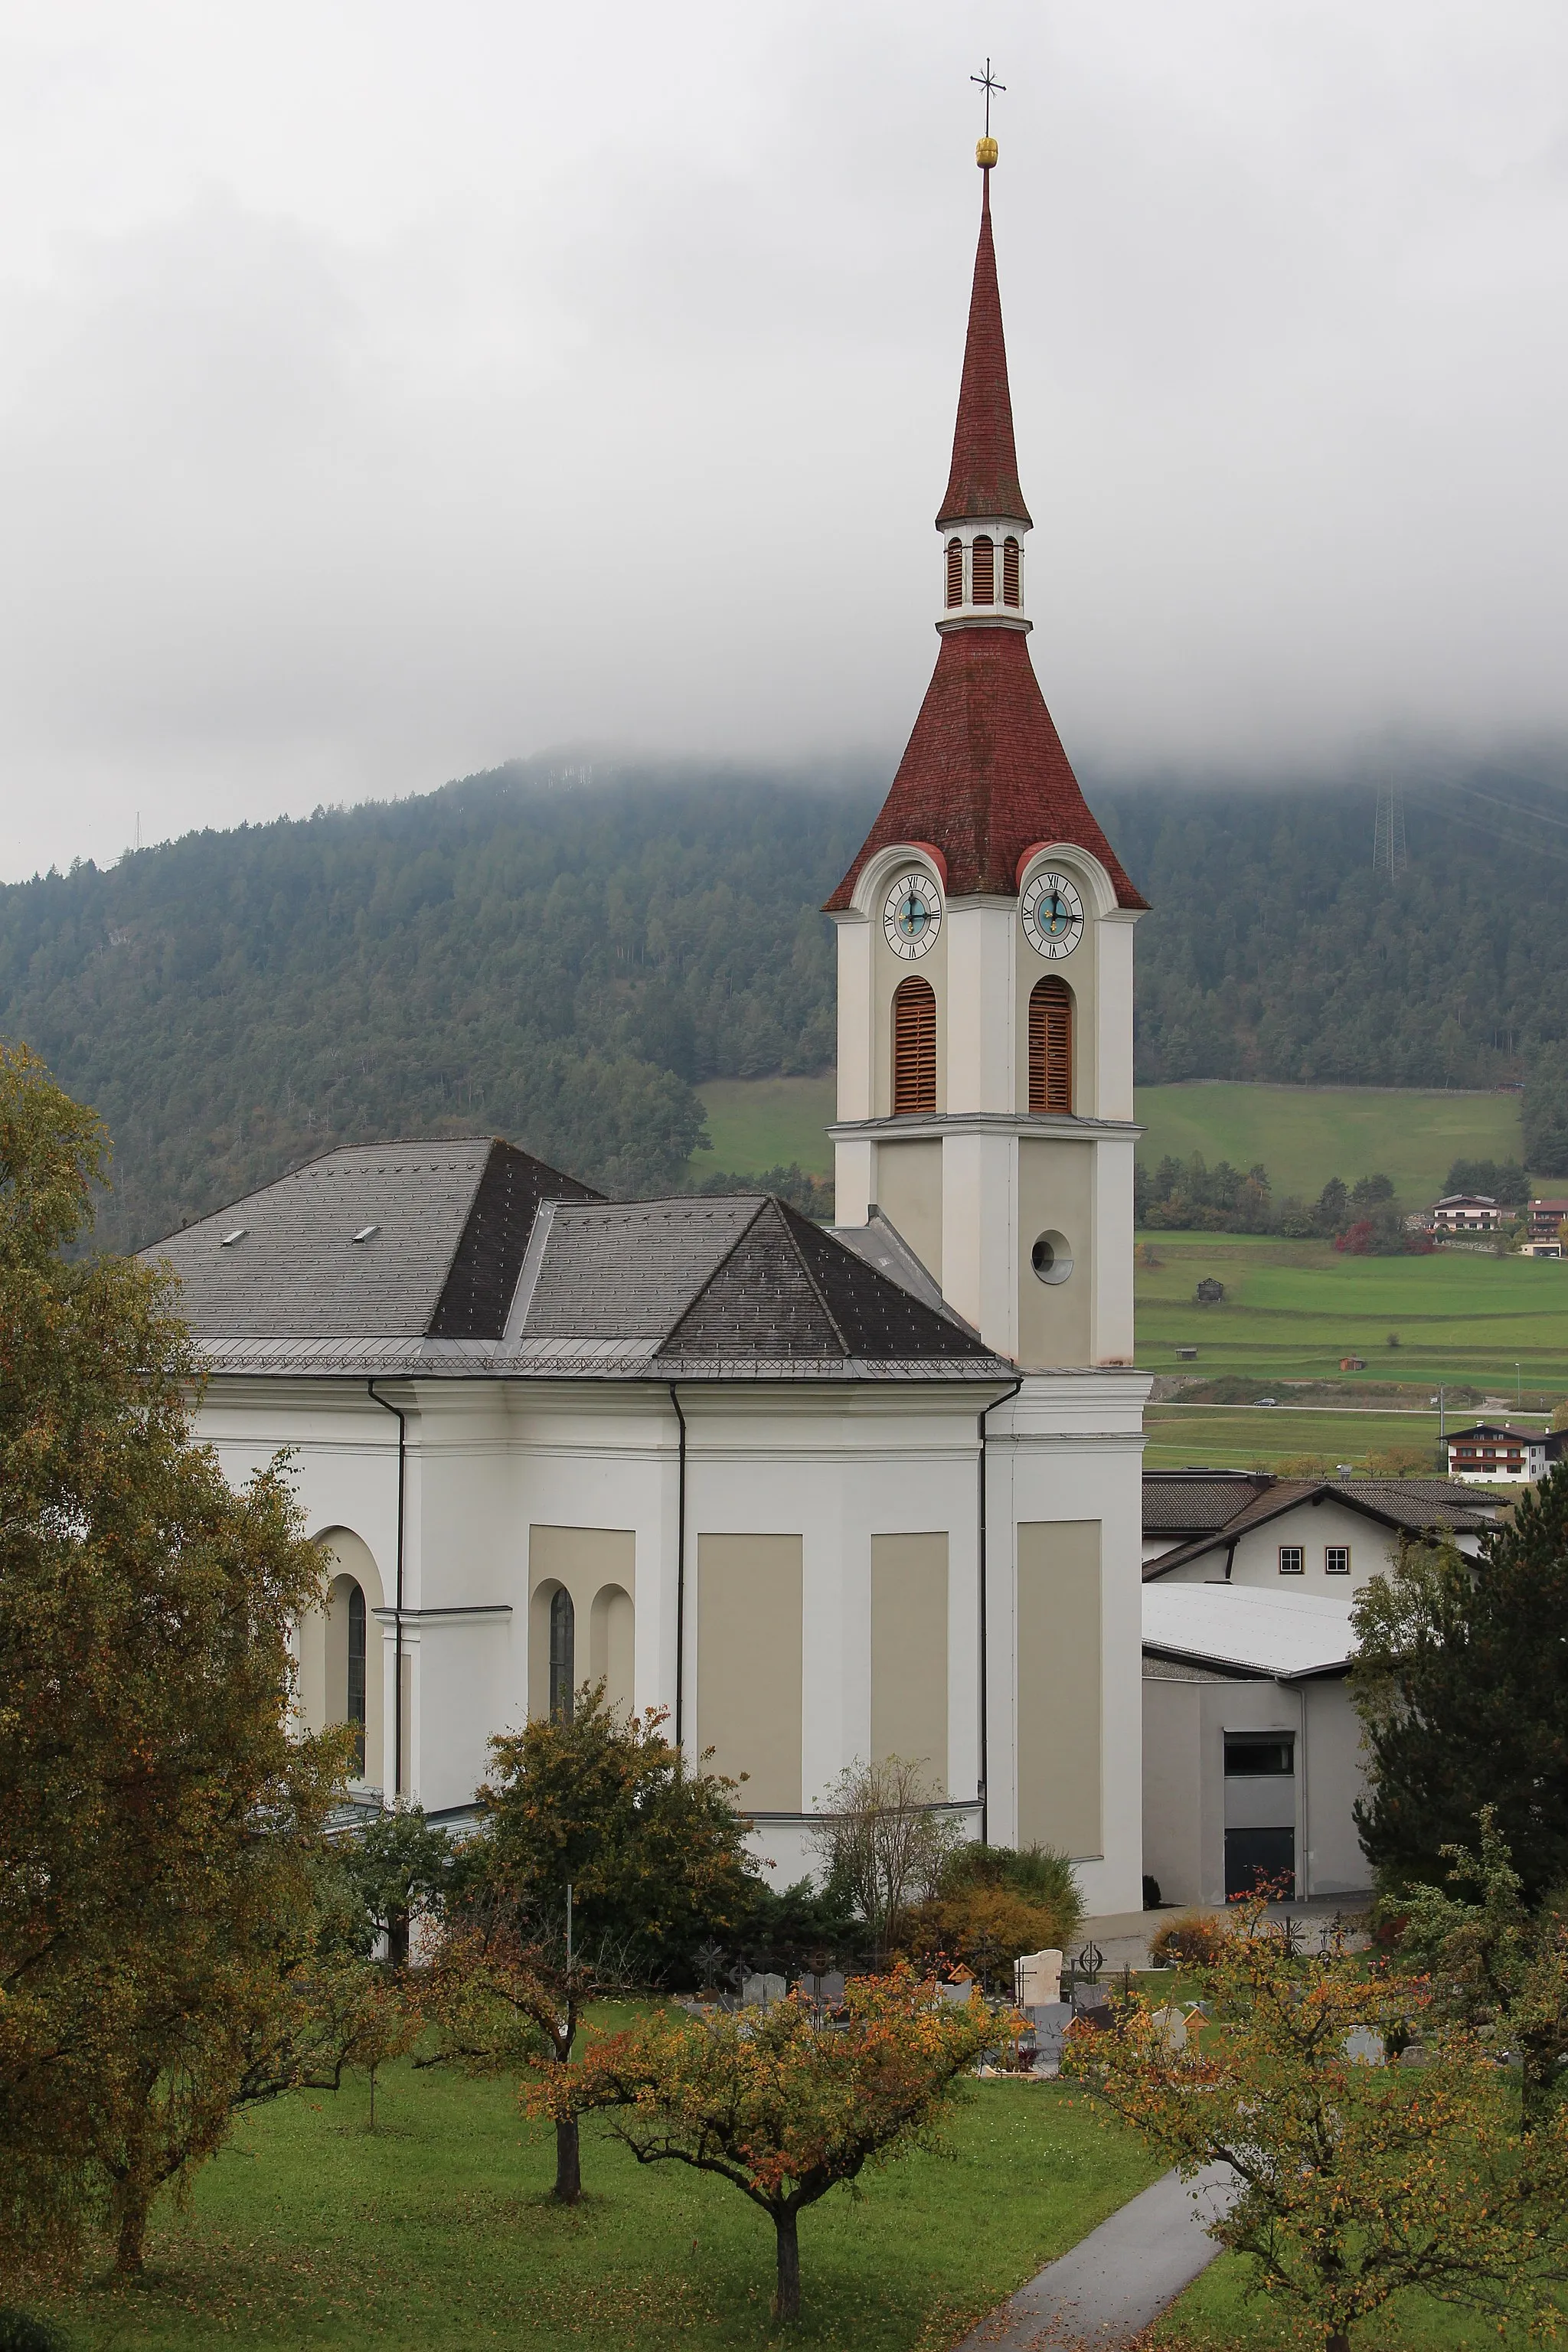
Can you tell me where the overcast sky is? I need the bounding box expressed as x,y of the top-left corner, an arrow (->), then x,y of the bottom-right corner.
1,1 -> 1565,879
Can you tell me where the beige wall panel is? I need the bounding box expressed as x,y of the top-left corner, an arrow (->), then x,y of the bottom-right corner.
876,1139 -> 945,1282
697,1534 -> 803,1812
528,1524 -> 637,1718
1017,1519 -> 1102,1858
1017,1140 -> 1094,1369
590,1584 -> 636,1717
871,1533 -> 949,1790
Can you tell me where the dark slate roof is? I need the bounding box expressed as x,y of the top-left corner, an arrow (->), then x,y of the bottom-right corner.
1142,1473 -> 1491,1580
143,1148 -> 1010,1383
142,1141 -> 599,1342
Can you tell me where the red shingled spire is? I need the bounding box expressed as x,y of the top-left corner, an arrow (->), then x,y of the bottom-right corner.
937,170 -> 1031,528
825,159 -> 1147,914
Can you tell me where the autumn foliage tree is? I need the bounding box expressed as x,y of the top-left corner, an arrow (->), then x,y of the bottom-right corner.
0,1045 -> 361,2278
421,1687 -> 757,2203
553,1969 -> 998,2321
1064,1897 -> 1567,2352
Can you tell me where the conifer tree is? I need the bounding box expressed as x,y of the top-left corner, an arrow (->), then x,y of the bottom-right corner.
1352,1468 -> 1568,1899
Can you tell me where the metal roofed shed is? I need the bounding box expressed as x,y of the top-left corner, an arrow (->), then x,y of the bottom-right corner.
1142,1584 -> 1357,1682
1142,1585 -> 1370,1910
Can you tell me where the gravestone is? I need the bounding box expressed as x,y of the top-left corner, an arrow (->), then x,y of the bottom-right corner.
1343,2026 -> 1385,2065
1149,2004 -> 1189,2053
1015,1949 -> 1063,2009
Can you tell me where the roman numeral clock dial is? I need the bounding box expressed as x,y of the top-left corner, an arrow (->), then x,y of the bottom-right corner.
1021,872 -> 1083,959
883,871 -> 942,959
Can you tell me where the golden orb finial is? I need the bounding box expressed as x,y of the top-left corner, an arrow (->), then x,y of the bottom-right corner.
976,136 -> 998,169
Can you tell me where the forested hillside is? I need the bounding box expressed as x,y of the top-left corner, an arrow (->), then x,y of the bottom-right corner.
3,754 -> 1566,1252
1096,765 -> 1568,1092
2,762 -> 870,1252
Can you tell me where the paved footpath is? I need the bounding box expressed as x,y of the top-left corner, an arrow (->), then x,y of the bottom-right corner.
951,2162 -> 1237,2350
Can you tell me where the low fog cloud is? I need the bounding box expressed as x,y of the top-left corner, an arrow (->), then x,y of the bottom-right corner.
1,0 -> 1566,876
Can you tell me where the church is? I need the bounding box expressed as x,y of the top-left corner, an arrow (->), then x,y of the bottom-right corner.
145,137 -> 1153,1915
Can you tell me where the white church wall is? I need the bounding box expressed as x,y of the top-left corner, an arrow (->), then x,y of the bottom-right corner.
985,1370 -> 1149,1916
675,1383 -> 987,1885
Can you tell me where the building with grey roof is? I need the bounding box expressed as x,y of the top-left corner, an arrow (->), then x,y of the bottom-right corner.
1141,1467 -> 1496,1591
1142,1583 -> 1370,1909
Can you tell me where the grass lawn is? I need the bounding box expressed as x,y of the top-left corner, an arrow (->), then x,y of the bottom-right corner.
1154,2250 -> 1529,2349
34,2060 -> 1161,2352
1134,1082 -> 1525,1208
692,1077 -> 836,1181
1144,1403 -> 1446,1473
1136,1233 -> 1568,1399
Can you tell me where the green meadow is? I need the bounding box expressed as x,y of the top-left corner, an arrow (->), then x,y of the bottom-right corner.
1133,1081 -> 1525,1207
29,2060 -> 1158,2352
694,1076 -> 836,1179
1135,1233 -> 1568,1399
1142,1402 -> 1446,1474
691,1079 -> 1527,1209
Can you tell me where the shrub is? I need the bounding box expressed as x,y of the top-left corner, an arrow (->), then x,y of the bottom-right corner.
903,1842 -> 1083,1984
1148,1912 -> 1225,1968
1365,1445 -> 1432,1480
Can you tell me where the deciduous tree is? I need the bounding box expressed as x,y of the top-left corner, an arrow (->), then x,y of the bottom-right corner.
1064,1897 -> 1566,2352
0,1044 -> 358,2278
420,1688 -> 757,2202
807,1757 -> 959,1965
552,1968 -> 998,2321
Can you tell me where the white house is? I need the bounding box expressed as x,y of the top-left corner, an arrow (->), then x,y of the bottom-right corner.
1142,1585 -> 1370,1907
1142,1470 -> 1495,1589
1445,1423 -> 1564,1485
142,140 -> 1154,1912
1429,1194 -> 1504,1235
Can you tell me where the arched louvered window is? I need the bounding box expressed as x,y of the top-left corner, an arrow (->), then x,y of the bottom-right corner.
1029,977 -> 1073,1114
1002,536 -> 1021,606
549,1586 -> 576,1723
346,1581 -> 367,1775
893,975 -> 938,1115
946,538 -> 963,608
971,534 -> 995,604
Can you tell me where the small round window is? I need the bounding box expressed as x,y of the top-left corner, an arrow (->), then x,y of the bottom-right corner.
1031,1230 -> 1073,1285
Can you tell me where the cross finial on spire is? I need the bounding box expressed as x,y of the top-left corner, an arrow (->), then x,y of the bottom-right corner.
971,58 -> 1004,139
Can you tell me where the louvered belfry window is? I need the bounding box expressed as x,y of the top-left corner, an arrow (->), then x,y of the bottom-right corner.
971,534 -> 995,604
1002,536 -> 1021,606
946,538 -> 964,607
893,976 -> 938,1114
1029,977 -> 1073,1113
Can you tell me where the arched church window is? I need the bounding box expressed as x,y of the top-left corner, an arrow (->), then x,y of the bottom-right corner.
346,1580 -> 367,1775
549,1586 -> 576,1723
971,534 -> 995,604
893,975 -> 938,1115
1029,977 -> 1073,1114
1002,537 -> 1021,606
946,538 -> 963,607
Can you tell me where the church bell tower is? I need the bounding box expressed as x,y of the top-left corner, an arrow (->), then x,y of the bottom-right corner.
826,137 -> 1147,1372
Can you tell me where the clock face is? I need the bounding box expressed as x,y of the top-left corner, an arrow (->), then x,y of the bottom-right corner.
883,870 -> 942,959
1021,871 -> 1084,959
